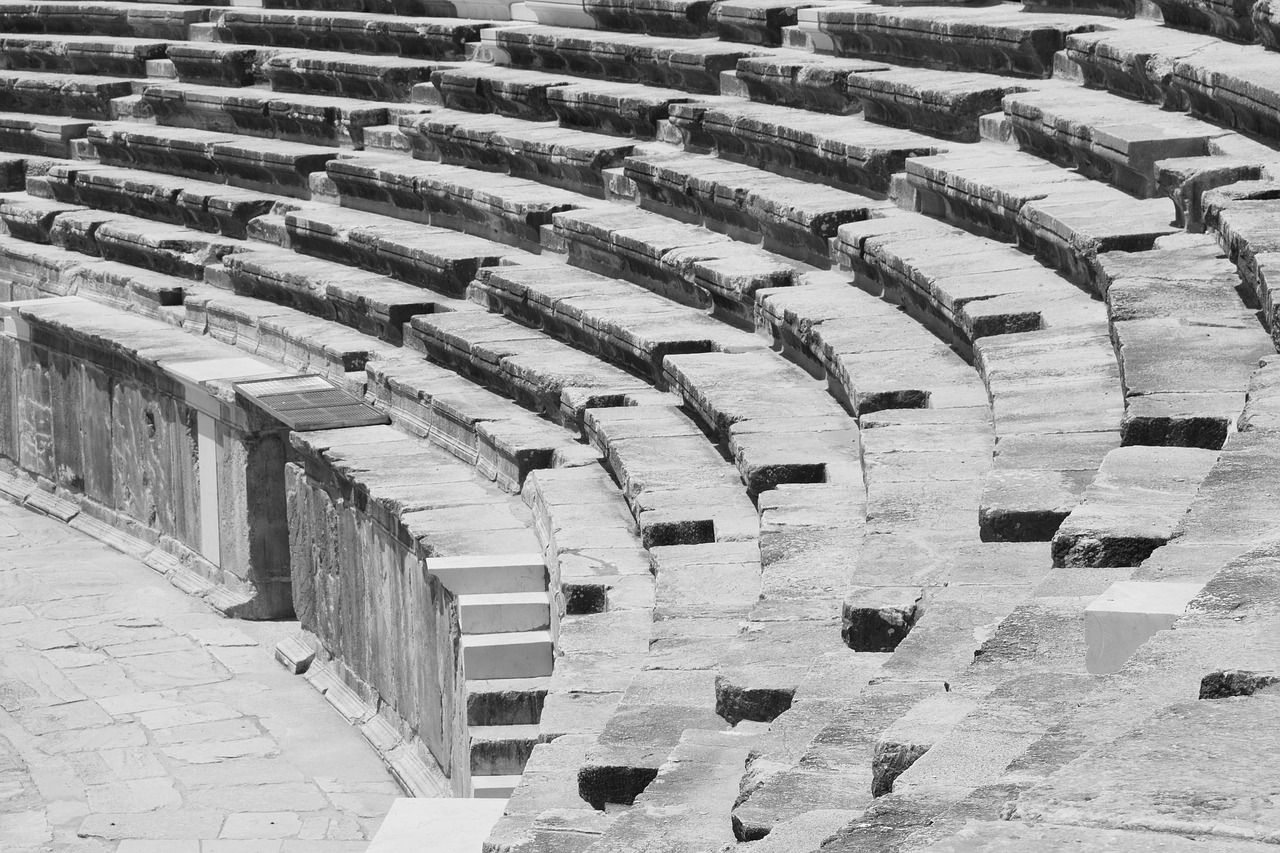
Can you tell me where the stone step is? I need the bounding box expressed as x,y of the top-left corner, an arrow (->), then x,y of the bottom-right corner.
0,112 -> 91,157
1066,25 -> 1280,141
472,259 -> 761,384
426,553 -> 548,595
754,278 -> 992,417
0,33 -> 169,77
481,24 -> 764,95
369,798 -> 506,851
265,49 -> 457,101
142,81 -> 427,148
1051,445 -> 1219,567
906,144 -> 1179,290
468,723 -> 542,775
400,108 -> 647,196
259,0 -> 519,17
831,210 -> 1099,349
428,62 -> 577,121
89,122 -> 340,199
405,309 -> 654,425
975,328 -> 1123,542
669,99 -> 944,195
470,774 -> 520,798
42,160 -> 290,239
485,734 -> 611,850
1004,85 -> 1243,198
327,152 -> 588,251
623,148 -> 882,266
461,630 -> 555,679
210,9 -> 495,60
0,1 -> 212,40
733,56 -> 1039,141
583,404 -> 758,546
466,676 -> 550,726
588,729 -> 759,853
551,204 -> 800,326
223,245 -> 448,344
790,4 -> 1106,78
283,204 -> 516,298
0,192 -> 83,242
661,349 -> 859,494
1203,180 -> 1280,347
0,69 -> 134,120
1097,234 -> 1273,448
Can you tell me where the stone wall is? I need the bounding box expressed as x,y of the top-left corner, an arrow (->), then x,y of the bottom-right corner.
285,446 -> 467,794
0,300 -> 294,619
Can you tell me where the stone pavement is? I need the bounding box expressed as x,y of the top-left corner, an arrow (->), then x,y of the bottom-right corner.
0,500 -> 403,852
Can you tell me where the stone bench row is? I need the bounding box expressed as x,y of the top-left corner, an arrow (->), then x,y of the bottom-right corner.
426,65 -> 699,137
905,143 -> 1179,292
728,56 -> 1040,142
1204,180 -> 1280,351
0,1 -> 210,40
0,112 -> 93,158
0,68 -> 136,121
141,81 -> 429,148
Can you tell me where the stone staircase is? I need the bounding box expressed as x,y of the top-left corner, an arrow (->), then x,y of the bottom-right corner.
0,0 -> 1275,850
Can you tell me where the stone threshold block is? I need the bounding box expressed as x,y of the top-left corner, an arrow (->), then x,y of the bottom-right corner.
405,309 -> 655,426
44,162 -> 285,240
283,205 -> 513,298
0,1 -> 212,40
472,261 -> 761,384
1085,579 -> 1204,674
624,149 -> 879,267
795,4 -> 1105,78
1051,445 -> 1219,568
670,99 -> 944,195
1005,85 -> 1239,198
212,10 -> 495,60
0,33 -> 168,77
367,798 -> 506,852
483,24 -> 762,95
402,109 -> 645,197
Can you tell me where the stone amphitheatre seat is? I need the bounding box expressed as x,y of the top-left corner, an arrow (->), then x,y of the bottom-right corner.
210,10 -> 493,59
0,33 -> 168,76
0,1 -> 211,40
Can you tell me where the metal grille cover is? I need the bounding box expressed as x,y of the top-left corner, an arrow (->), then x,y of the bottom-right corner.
234,374 -> 390,431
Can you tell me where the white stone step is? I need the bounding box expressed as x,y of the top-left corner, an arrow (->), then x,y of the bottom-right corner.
426,554 -> 547,595
471,775 -> 521,798
458,591 -> 551,635
366,798 -> 507,853
461,630 -> 554,680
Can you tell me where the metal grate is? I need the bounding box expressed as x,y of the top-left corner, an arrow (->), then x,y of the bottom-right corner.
234,374 -> 390,432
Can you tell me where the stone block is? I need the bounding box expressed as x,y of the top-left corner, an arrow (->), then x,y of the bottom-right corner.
1084,580 -> 1204,674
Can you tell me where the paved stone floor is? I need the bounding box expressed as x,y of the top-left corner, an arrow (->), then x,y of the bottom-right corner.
0,501 -> 402,851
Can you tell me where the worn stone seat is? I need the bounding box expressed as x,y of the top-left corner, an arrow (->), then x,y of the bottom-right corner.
906,145 -> 1179,289
401,109 -> 645,195
406,309 -> 655,425
668,100 -> 944,194
257,0 -> 520,16
793,4 -> 1104,78
429,63 -> 575,121
623,148 -> 883,265
166,43 -> 273,88
0,1 -> 211,40
326,153 -> 588,250
1203,180 -> 1280,342
89,122 -> 340,198
730,54 -> 889,115
1096,234 -> 1273,448
1150,0 -> 1257,42
551,204 -> 799,324
472,261 -> 761,382
211,9 -> 493,59
482,25 -> 762,94
712,0 -> 843,47
283,205 -> 516,297
832,210 -> 1098,350
142,82 -> 422,148
261,49 -> 455,102
0,33 -> 168,76
0,69 -> 135,120
41,161 -> 289,239
1005,86 -> 1248,198
0,111 -> 89,157
224,246 -> 445,344
575,0 -> 717,37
